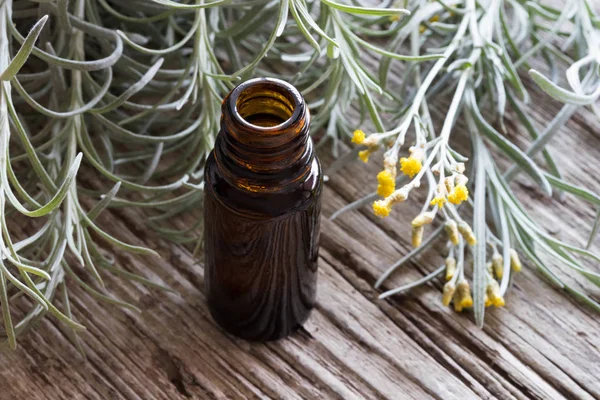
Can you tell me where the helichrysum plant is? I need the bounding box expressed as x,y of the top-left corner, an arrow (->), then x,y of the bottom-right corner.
0,0 -> 598,350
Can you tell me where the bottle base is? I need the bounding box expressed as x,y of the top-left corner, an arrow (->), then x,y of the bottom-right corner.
207,302 -> 313,342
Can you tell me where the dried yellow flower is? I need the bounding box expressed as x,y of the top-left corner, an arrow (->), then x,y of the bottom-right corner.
453,290 -> 464,312
412,226 -> 424,248
447,184 -> 469,205
442,282 -> 456,306
358,150 -> 371,163
373,200 -> 391,217
485,294 -> 492,307
492,253 -> 503,279
510,249 -> 522,272
444,220 -> 460,245
430,196 -> 446,209
457,221 -> 476,246
352,129 -> 366,144
486,280 -> 505,307
399,156 -> 422,178
412,212 -> 434,227
457,280 -> 473,308
377,171 -> 395,197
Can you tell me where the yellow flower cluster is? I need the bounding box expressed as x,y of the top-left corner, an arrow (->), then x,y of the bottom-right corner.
372,188 -> 408,218
377,171 -> 395,197
442,280 -> 474,312
400,156 -> 422,178
429,182 -> 469,210
447,184 -> 469,204
353,129 -> 380,163
373,200 -> 391,217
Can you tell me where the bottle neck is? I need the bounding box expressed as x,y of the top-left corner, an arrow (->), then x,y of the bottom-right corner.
214,78 -> 313,193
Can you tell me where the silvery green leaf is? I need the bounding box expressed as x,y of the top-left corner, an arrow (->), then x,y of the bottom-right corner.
320,0 -> 410,16
0,15 -> 48,81
529,69 -> 600,105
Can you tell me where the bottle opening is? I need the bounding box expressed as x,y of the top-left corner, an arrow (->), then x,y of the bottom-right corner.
231,78 -> 302,130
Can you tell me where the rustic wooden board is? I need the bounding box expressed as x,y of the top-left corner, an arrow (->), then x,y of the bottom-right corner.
2,23 -> 600,400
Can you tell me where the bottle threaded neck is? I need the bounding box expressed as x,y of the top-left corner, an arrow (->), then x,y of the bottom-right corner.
215,78 -> 312,192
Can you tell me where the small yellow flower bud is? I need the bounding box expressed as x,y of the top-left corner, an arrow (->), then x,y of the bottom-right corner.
352,129 -> 366,144
373,200 -> 391,218
358,150 -> 370,163
486,261 -> 494,275
412,225 -> 424,248
453,290 -> 464,312
419,24 -> 426,34
445,256 -> 456,281
444,220 -> 459,245
383,155 -> 398,171
411,211 -> 434,228
442,281 -> 456,306
495,296 -> 505,307
429,14 -> 440,22
486,280 -> 505,307
485,294 -> 492,307
457,280 -> 473,308
510,248 -> 522,272
454,163 -> 466,174
492,252 -> 503,279
457,221 -> 476,246
408,146 -> 425,161
389,187 -> 409,203
455,174 -> 468,186
444,177 -> 454,194
377,170 -> 396,197
430,196 -> 446,209
389,2 -> 404,22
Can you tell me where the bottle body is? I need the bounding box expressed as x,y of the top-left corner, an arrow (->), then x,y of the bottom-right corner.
203,78 -> 322,341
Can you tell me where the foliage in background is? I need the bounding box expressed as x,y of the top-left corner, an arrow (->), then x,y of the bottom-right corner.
0,0 -> 599,349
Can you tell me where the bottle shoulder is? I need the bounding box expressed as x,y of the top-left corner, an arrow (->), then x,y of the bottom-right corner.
205,151 -> 323,218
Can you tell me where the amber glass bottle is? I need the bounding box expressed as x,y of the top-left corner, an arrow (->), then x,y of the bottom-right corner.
203,78 -> 322,341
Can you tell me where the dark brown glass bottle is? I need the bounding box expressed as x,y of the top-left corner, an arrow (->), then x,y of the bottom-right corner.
203,78 -> 322,341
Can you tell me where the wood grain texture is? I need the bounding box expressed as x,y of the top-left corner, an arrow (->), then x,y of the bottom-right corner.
2,18 -> 600,400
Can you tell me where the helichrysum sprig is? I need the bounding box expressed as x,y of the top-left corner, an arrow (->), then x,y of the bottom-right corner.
350,0 -> 600,327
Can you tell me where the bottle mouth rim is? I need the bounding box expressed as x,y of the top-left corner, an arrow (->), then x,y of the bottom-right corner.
229,77 -> 304,133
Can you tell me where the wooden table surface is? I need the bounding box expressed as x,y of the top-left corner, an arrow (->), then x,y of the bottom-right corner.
2,41 -> 600,400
